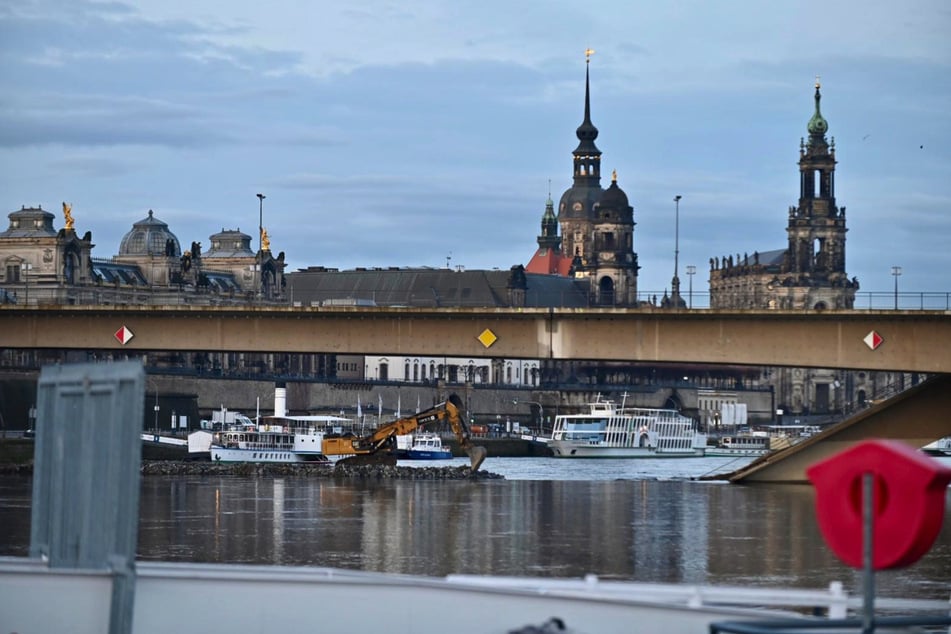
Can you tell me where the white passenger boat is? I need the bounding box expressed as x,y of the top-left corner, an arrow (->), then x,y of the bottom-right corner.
549,398 -> 707,458
208,412 -> 352,464
404,432 -> 453,460
705,434 -> 772,457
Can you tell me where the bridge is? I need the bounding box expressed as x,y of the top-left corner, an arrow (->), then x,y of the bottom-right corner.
4,305 -> 949,483
2,305 -> 950,372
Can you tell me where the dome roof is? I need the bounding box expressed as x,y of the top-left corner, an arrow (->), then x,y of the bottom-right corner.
204,229 -> 254,258
118,210 -> 181,257
1,205 -> 57,238
558,185 -> 604,220
807,82 -> 829,139
599,172 -> 630,212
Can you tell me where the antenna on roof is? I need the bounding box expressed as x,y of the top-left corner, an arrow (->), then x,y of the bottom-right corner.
446,252 -> 452,269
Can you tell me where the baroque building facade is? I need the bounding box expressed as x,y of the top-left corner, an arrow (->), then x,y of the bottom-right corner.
527,56 -> 639,306
709,81 -> 858,310
708,82 -> 911,416
0,204 -> 286,306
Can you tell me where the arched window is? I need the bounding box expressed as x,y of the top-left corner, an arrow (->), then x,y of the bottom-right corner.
599,276 -> 615,306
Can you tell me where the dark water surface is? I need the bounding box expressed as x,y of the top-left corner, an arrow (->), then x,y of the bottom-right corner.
1,457 -> 949,600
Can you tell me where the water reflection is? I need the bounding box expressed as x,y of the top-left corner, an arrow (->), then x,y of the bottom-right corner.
1,473 -> 948,600
133,476 -> 951,598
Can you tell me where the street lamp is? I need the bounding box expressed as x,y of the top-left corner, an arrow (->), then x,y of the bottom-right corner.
686,265 -> 696,309
891,266 -> 902,310
256,193 -> 266,252
672,195 -> 682,303
513,399 -> 544,434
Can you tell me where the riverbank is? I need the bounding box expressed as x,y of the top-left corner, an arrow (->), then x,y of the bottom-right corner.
1,436 -> 551,465
0,459 -> 504,480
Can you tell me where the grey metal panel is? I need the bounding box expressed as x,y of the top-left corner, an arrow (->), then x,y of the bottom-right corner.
29,360 -> 145,634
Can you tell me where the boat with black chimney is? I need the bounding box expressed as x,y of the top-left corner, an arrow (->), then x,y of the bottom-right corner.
549,396 -> 707,458
208,411 -> 347,464
404,432 -> 453,459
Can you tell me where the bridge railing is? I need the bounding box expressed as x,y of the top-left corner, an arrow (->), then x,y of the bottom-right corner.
634,291 -> 951,311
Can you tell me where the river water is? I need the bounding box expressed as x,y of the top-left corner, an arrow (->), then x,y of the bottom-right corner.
1,456 -> 949,601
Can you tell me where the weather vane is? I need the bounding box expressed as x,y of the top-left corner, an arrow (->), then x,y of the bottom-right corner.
815,74 -> 821,89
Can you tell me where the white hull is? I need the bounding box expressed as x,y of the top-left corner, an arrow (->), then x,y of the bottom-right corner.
704,447 -> 770,457
210,447 -> 330,464
2,558 -> 946,634
550,442 -> 705,458
549,399 -> 707,459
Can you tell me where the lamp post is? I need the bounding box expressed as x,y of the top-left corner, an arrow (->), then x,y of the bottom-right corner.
673,195 -> 682,280
256,193 -> 266,252
686,264 -> 696,309
20,262 -> 32,305
672,195 -> 682,304
891,266 -> 902,310
513,399 -> 544,434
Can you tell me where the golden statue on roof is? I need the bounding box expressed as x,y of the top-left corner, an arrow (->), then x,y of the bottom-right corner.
62,202 -> 74,230
261,227 -> 271,251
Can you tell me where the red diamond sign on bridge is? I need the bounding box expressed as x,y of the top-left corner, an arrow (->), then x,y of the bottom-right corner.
863,330 -> 883,350
114,325 -> 134,345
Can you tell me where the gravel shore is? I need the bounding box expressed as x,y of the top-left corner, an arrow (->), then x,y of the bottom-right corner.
2,460 -> 503,480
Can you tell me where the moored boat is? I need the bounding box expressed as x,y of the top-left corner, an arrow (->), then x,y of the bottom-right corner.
206,412 -> 352,464
549,397 -> 707,458
404,432 -> 453,460
705,433 -> 772,457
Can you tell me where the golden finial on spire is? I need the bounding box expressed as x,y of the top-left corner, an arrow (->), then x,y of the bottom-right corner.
611,169 -> 617,183
62,202 -> 74,230
261,227 -> 271,251
585,48 -> 595,63
815,74 -> 821,89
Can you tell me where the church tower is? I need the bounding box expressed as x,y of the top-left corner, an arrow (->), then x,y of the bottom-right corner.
709,80 -> 857,310
784,78 -> 853,303
554,52 -> 639,305
526,187 -> 573,276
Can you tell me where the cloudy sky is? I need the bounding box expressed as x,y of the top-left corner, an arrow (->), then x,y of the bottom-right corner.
1,1 -> 949,299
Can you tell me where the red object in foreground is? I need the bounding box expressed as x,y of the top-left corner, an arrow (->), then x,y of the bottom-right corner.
807,439 -> 951,570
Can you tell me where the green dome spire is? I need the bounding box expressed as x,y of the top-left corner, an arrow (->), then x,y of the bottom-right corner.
807,77 -> 829,139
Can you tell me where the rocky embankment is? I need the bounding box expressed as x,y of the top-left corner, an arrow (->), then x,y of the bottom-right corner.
142,461 -> 503,479
1,460 -> 503,480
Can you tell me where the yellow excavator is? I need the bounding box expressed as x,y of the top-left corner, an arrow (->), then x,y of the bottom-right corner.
322,393 -> 487,471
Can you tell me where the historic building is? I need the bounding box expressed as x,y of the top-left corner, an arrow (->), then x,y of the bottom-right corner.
709,80 -> 858,310
0,204 -> 94,305
706,82 -> 910,416
0,203 -> 286,306
526,56 -> 640,306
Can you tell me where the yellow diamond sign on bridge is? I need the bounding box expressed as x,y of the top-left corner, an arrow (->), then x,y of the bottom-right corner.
477,328 -> 498,348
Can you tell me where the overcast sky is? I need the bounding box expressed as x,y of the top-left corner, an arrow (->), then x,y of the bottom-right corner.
1,0 -> 949,297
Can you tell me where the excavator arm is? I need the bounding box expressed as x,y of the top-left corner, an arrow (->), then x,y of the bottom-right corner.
324,393 -> 487,471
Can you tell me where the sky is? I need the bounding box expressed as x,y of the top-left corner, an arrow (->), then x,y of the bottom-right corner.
1,0 -> 949,298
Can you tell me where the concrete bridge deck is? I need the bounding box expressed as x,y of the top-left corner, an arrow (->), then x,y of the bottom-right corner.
2,305 -> 950,372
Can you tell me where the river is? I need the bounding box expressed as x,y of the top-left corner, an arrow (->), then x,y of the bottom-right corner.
1,456 -> 949,601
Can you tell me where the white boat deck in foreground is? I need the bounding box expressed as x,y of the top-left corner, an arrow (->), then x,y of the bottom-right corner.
3,557 -> 949,634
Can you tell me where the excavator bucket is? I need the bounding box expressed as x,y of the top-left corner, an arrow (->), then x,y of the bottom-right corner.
466,445 -> 487,472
